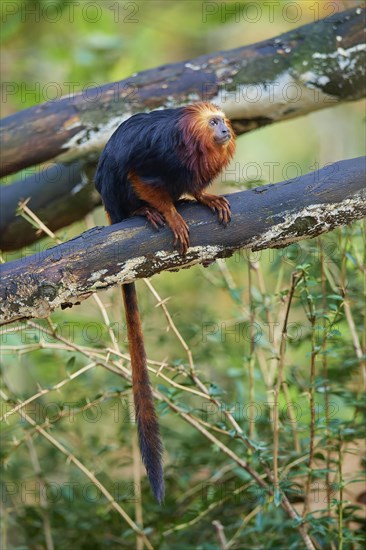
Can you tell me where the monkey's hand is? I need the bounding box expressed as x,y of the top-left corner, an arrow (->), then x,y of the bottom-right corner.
194,192 -> 231,227
166,211 -> 190,256
133,206 -> 166,231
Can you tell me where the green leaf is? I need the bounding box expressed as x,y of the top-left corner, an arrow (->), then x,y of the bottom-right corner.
156,384 -> 175,398
208,384 -> 225,397
66,356 -> 76,369
274,487 -> 283,507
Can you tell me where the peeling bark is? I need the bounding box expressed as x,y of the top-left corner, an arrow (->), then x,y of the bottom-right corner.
1,157 -> 365,326
0,6 -> 365,177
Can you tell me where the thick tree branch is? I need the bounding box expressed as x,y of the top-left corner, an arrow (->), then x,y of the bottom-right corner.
0,161 -> 100,251
0,158 -> 365,326
0,6 -> 364,177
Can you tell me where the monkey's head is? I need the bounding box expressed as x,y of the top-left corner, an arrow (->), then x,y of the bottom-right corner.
180,102 -> 235,149
178,103 -> 236,181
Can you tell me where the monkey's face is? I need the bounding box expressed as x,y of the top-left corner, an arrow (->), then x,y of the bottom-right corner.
178,102 -> 235,160
208,116 -> 232,145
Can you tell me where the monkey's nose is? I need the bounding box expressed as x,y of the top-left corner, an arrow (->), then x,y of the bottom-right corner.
221,129 -> 231,142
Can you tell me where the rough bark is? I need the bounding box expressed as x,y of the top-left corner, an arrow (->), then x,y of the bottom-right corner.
1,157 -> 365,326
0,6 -> 365,177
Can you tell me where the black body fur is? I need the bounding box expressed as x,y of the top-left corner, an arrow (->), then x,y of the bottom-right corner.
95,108 -> 199,223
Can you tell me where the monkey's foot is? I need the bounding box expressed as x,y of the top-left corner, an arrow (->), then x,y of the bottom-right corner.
195,193 -> 231,227
133,206 -> 166,231
167,213 -> 190,256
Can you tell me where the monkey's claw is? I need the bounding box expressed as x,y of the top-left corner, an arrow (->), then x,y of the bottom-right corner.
133,206 -> 166,231
195,193 -> 231,227
170,213 -> 190,256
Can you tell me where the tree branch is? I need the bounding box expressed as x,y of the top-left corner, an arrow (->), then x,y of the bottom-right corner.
1,157 -> 365,325
0,6 -> 364,177
0,161 -> 100,251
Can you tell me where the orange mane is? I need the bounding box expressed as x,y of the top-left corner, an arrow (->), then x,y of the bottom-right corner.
178,102 -> 236,185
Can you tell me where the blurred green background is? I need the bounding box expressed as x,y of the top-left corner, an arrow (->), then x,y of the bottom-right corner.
1,1 -> 365,549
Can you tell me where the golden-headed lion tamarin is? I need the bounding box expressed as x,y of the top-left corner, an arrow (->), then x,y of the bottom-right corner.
95,102 -> 236,502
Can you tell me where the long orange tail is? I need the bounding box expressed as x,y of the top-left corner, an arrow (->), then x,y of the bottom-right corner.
122,282 -> 164,503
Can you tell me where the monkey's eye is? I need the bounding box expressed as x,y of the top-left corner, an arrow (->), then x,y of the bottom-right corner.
209,118 -> 219,126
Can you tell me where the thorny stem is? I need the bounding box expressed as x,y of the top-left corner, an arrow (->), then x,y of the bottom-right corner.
143,278 -> 196,373
0,362 -> 97,422
247,261 -> 256,441
337,434 -> 344,550
273,271 -> 302,487
319,238 -> 333,518
212,520 -> 228,550
302,274 -> 317,518
26,438 -> 54,550
17,199 -> 62,244
339,228 -> 366,389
